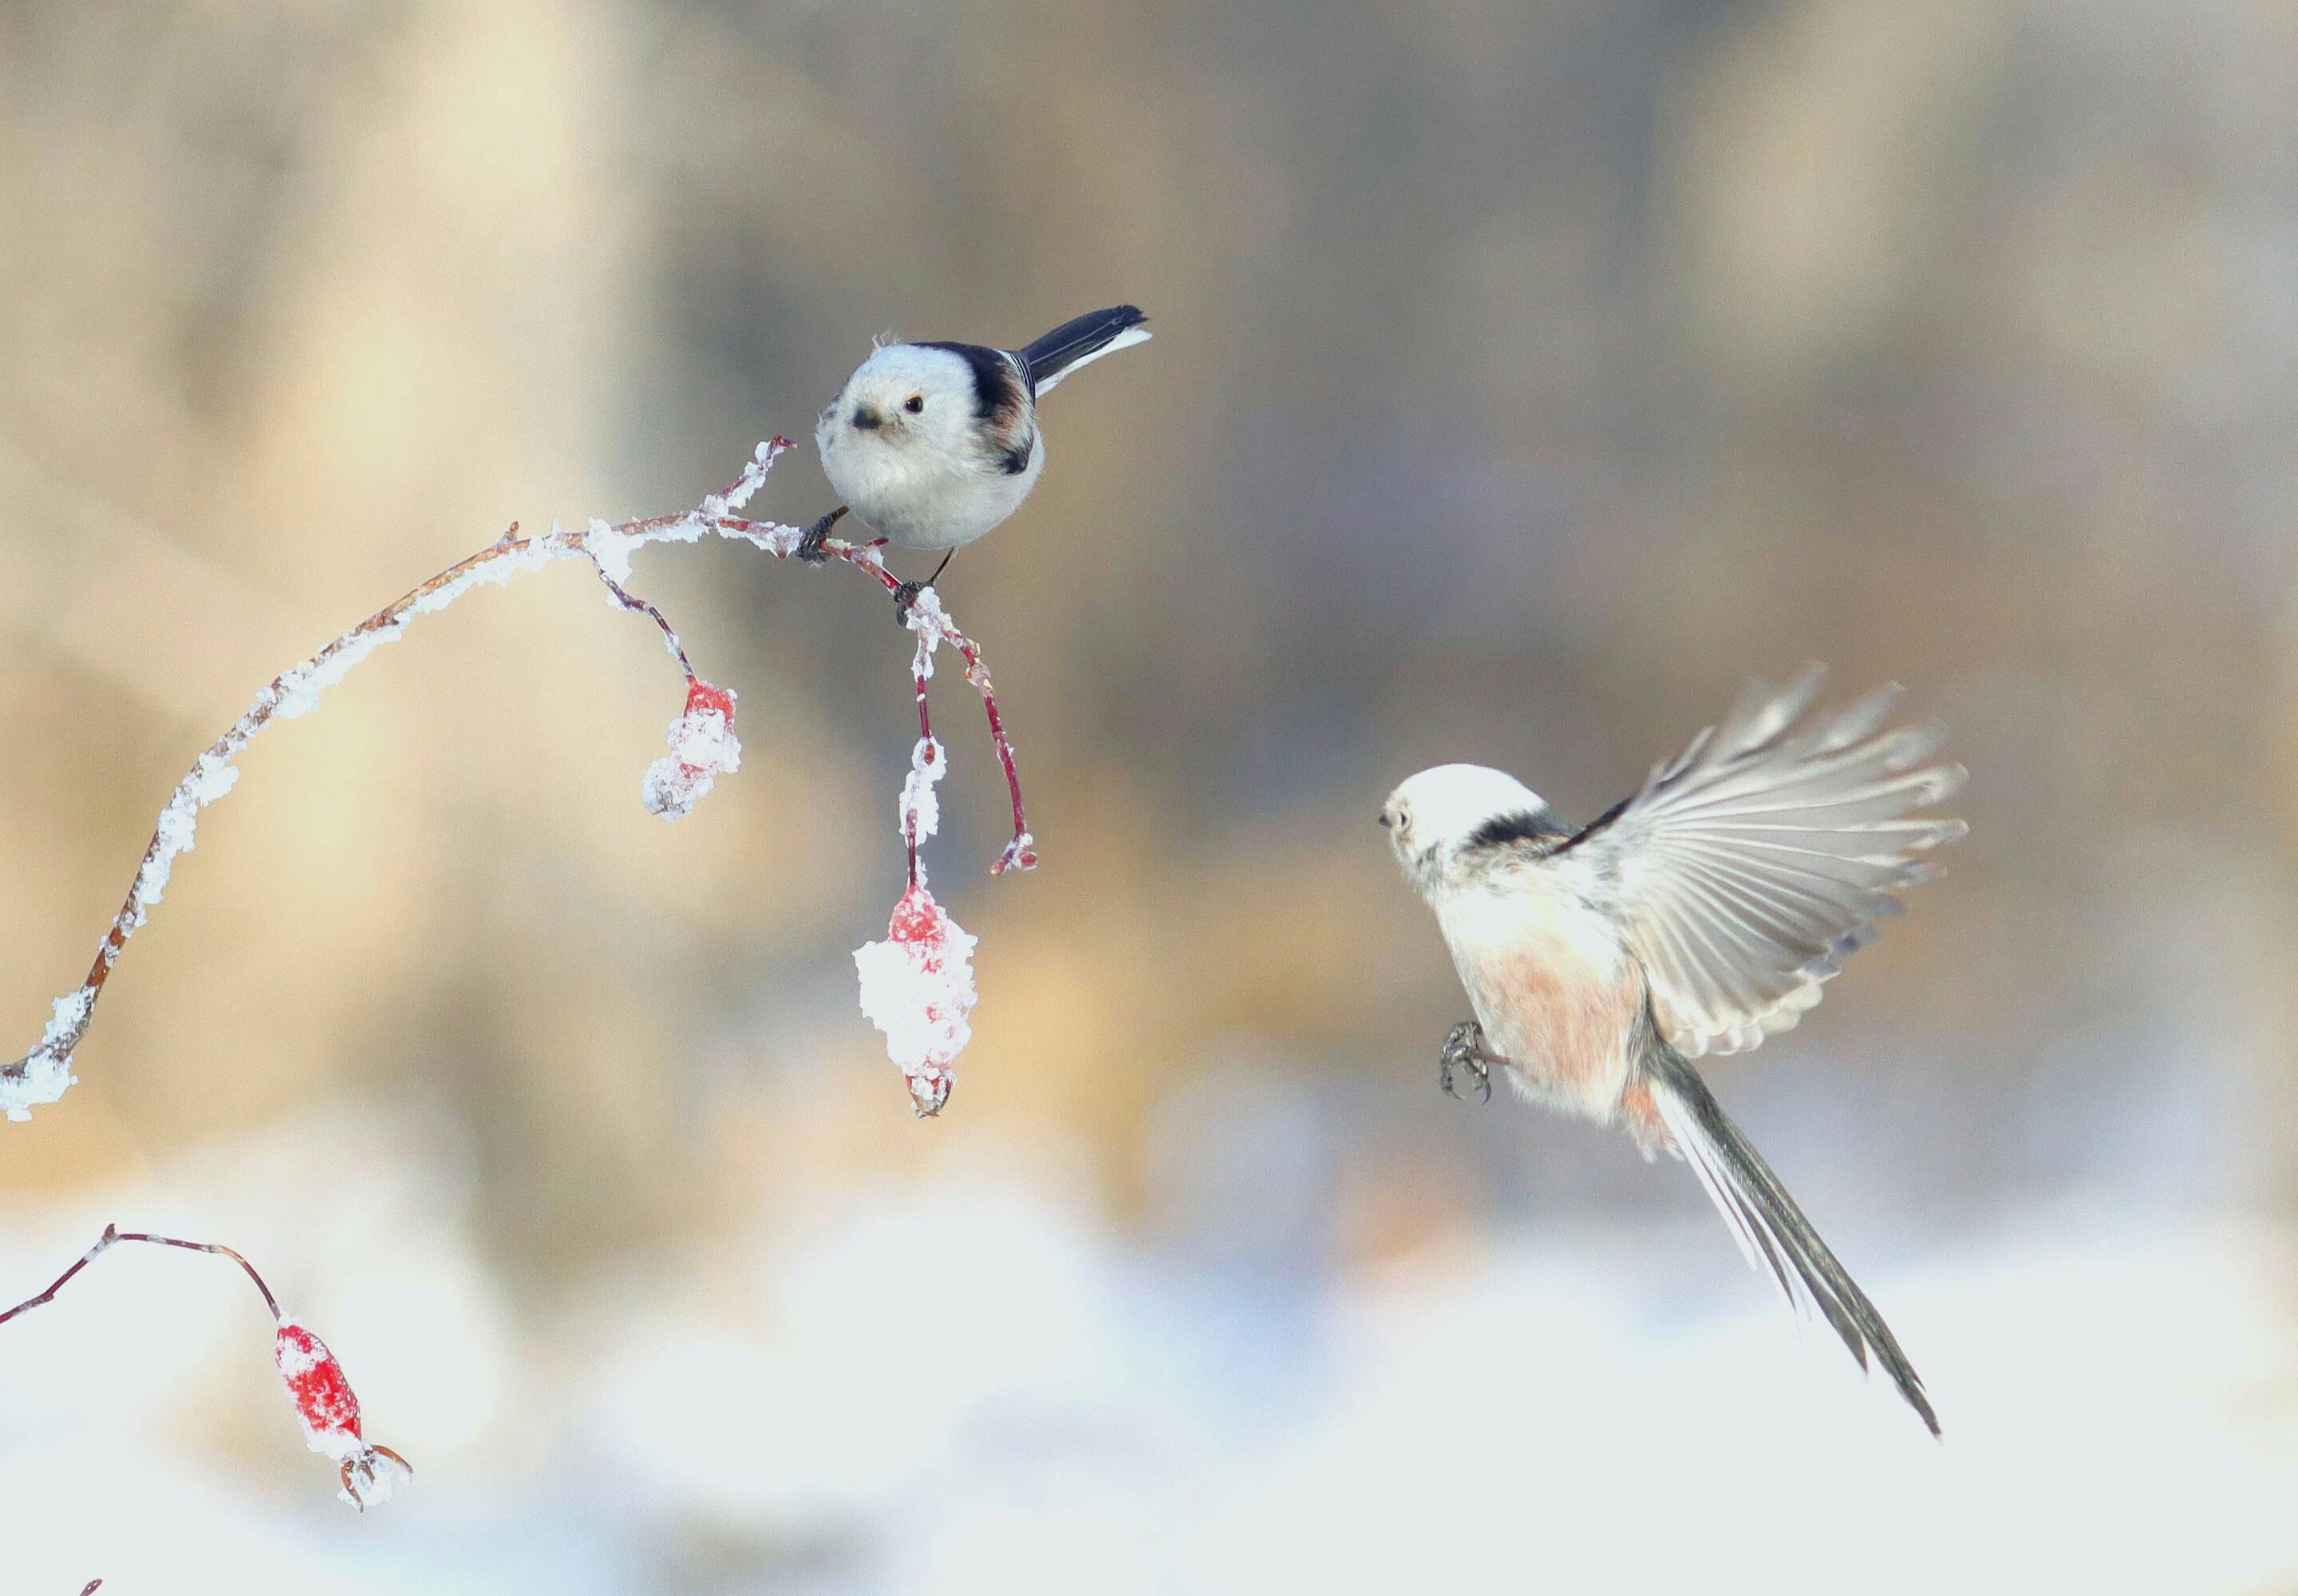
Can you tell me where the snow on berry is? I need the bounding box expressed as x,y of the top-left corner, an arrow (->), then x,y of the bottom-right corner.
275,1318 -> 412,1510
641,678 -> 742,820
853,883 -> 978,1116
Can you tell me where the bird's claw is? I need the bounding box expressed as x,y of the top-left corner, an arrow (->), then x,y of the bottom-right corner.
893,579 -> 929,626
794,506 -> 847,563
1439,1021 -> 1491,1104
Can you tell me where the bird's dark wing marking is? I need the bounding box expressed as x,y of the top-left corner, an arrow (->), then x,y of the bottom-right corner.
1551,796 -> 1631,855
916,341 -> 1025,424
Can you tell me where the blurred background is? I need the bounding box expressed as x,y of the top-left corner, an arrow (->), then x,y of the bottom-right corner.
3,1 -> 2296,1590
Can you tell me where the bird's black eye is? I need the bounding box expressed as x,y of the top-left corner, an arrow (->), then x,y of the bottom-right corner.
903,394 -> 925,413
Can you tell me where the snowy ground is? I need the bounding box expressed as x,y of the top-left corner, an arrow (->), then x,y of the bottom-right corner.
2,1104 -> 2293,1594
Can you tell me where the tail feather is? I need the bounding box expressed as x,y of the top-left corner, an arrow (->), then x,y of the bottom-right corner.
1016,305 -> 1150,394
1646,1047 -> 1939,1436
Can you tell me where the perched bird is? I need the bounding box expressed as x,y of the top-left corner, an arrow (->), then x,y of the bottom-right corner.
806,306 -> 1151,612
1380,666 -> 1965,1434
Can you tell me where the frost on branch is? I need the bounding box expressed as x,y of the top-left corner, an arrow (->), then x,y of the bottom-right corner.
0,1227 -> 409,1511
642,678 -> 742,820
139,752 -> 241,929
2,434 -> 1044,1121
855,883 -> 978,1117
901,735 -> 947,845
699,437 -> 784,519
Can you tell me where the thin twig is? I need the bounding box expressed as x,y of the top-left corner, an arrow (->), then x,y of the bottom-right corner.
2,440 -> 1036,1121
587,556 -> 698,682
0,1223 -> 282,1329
907,658 -> 936,888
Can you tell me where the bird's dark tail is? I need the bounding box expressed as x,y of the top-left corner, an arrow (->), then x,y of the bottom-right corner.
1016,305 -> 1150,395
1645,1045 -> 1940,1436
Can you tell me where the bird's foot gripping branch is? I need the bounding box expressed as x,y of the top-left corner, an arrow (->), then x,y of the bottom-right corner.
0,439 -> 1033,1124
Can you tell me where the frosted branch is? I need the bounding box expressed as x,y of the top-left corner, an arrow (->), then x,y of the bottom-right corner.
2,437 -> 1033,1120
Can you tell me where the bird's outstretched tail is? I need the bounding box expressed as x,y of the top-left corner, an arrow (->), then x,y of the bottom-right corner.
1017,305 -> 1150,394
1645,1045 -> 1939,1435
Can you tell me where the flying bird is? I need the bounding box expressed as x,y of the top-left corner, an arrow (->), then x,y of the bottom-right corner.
806,306 -> 1151,614
1380,666 -> 1965,1433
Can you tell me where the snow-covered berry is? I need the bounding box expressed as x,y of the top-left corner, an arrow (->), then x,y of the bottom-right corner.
641,678 -> 742,820
274,1319 -> 412,1510
853,883 -> 978,1116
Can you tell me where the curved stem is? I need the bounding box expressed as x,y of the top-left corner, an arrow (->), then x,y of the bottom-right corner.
0,1224 -> 283,1329
1,438 -> 1037,1119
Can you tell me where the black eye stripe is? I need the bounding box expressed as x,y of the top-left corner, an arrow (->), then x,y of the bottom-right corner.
1464,807 -> 1571,851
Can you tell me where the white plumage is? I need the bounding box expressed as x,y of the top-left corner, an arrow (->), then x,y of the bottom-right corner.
813,306 -> 1149,555
815,344 -> 1042,552
1380,668 -> 1964,1434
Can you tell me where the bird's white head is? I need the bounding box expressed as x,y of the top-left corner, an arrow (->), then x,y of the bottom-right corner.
815,342 -> 990,464
1380,763 -> 1566,895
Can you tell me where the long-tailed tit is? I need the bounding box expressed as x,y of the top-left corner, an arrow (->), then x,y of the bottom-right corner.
1380,666 -> 1965,1434
805,306 -> 1150,614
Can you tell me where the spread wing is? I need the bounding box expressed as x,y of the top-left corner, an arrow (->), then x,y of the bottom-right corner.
1566,666 -> 1966,1057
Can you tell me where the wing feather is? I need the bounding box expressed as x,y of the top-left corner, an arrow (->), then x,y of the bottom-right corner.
1572,667 -> 1966,1057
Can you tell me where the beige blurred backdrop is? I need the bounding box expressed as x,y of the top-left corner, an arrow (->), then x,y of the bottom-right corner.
2,2 -> 2296,1591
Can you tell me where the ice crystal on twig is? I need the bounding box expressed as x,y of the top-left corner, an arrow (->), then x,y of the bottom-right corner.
900,735 -> 947,848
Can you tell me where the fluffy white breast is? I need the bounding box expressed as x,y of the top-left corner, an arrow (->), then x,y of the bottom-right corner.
816,342 -> 1042,551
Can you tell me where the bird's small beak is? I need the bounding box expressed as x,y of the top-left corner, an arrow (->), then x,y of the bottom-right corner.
851,406 -> 881,431
1377,811 -> 1392,828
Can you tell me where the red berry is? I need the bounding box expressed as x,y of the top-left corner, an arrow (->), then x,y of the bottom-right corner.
685,679 -> 737,725
276,1321 -> 362,1444
886,884 -> 946,948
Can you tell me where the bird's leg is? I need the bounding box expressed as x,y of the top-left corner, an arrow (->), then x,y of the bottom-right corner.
794,504 -> 848,563
893,549 -> 958,626
1439,1020 -> 1497,1104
